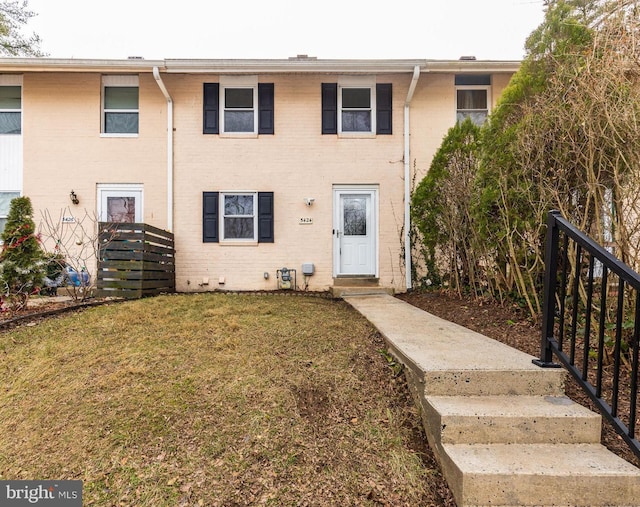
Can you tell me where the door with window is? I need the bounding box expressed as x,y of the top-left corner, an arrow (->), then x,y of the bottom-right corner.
97,184 -> 143,223
333,188 -> 377,276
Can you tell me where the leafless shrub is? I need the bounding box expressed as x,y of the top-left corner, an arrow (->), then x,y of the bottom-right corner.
38,208 -> 103,301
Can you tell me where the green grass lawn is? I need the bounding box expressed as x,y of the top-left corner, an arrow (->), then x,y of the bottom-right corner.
0,293 -> 453,506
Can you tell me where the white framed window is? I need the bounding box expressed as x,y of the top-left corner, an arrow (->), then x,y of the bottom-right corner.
0,79 -> 21,135
455,74 -> 491,125
221,192 -> 257,241
338,76 -> 376,135
102,75 -> 139,136
220,76 -> 258,136
0,191 -> 20,233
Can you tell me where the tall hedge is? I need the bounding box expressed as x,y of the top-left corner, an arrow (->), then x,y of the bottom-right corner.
412,0 -> 640,318
411,118 -> 481,293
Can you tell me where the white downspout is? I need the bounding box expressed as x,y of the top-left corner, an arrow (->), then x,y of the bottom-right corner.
404,65 -> 421,291
153,66 -> 174,232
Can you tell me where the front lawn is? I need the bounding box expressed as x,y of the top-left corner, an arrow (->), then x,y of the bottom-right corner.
0,293 -> 454,506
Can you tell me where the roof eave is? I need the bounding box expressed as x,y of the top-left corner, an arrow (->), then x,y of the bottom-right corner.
164,58 -> 521,74
0,57 -> 521,74
0,57 -> 166,73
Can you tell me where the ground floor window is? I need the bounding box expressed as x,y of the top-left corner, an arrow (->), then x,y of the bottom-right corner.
203,191 -> 273,243
0,191 -> 20,233
222,193 -> 256,240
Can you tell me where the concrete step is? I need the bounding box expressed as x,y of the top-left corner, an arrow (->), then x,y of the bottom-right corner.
419,367 -> 566,397
332,277 -> 380,287
441,443 -> 640,506
345,294 -> 567,396
345,295 -> 640,507
425,395 -> 601,445
401,354 -> 567,398
331,286 -> 394,298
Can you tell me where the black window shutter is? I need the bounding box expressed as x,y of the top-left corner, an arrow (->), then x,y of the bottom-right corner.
258,83 -> 274,135
321,83 -> 337,134
203,83 -> 219,134
203,192 -> 219,242
257,192 -> 274,243
376,83 -> 392,135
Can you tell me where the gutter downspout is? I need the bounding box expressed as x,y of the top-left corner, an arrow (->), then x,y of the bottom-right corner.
404,65 -> 421,291
153,66 -> 174,232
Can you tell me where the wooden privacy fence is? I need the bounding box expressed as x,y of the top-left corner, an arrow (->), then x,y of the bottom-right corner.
97,222 -> 175,299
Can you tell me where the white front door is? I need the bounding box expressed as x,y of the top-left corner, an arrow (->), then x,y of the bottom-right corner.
334,188 -> 377,276
97,184 -> 143,223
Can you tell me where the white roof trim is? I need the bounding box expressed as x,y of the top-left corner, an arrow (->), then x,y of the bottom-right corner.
0,57 -> 521,75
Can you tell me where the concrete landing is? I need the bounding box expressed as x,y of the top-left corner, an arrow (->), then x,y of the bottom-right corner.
345,293 -> 640,507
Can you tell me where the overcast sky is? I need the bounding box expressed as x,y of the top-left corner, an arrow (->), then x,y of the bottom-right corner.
25,0 -> 546,61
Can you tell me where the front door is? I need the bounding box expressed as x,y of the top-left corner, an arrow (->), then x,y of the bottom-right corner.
97,184 -> 143,223
334,188 -> 377,276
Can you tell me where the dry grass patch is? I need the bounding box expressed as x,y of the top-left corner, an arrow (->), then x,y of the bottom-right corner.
0,293 -> 454,506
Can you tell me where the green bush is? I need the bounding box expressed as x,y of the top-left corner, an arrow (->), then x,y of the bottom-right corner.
0,196 -> 45,309
411,118 -> 481,293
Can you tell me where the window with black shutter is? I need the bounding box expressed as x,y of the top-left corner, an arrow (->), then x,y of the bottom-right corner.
257,192 -> 274,243
203,82 -> 274,135
202,192 -> 219,242
321,83 -> 337,134
203,191 -> 274,243
376,83 -> 392,135
258,84 -> 274,135
322,81 -> 391,135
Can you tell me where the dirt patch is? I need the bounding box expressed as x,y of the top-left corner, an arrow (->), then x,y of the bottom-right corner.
397,290 -> 640,469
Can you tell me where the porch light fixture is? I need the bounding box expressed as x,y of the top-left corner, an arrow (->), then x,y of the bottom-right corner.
70,190 -> 79,205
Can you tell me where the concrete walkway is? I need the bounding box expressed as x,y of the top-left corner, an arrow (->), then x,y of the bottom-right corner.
345,294 -> 640,507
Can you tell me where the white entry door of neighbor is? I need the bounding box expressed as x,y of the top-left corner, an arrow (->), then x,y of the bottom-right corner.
333,187 -> 377,276
97,184 -> 143,223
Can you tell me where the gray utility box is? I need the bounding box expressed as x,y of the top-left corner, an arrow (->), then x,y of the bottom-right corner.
302,263 -> 315,275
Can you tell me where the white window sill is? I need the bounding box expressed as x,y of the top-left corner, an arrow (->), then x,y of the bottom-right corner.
338,132 -> 376,139
219,132 -> 259,139
220,240 -> 258,246
100,133 -> 139,138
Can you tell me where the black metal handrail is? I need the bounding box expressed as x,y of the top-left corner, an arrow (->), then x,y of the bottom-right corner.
535,210 -> 640,460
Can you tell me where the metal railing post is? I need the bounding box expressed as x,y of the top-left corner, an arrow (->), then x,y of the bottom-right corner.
533,210 -> 562,368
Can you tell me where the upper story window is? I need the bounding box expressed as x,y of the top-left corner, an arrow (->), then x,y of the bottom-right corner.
223,86 -> 257,134
102,75 -> 139,135
322,78 -> 392,136
203,78 -> 274,136
340,86 -> 373,133
455,74 -> 491,125
0,83 -> 21,135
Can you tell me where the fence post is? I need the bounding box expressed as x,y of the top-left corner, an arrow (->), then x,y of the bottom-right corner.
533,210 -> 562,368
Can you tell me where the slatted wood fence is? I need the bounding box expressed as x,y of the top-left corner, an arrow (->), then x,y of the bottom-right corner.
97,222 -> 175,299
